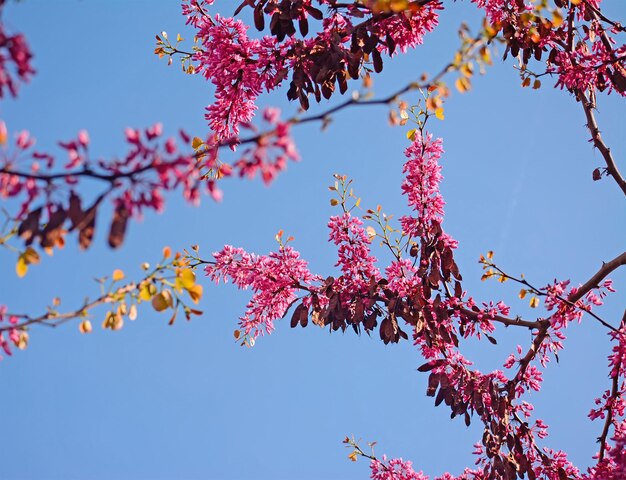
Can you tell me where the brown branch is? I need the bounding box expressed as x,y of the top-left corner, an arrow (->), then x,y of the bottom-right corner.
576,90 -> 626,195
459,307 -> 541,329
0,282 -> 138,333
569,250 -> 626,304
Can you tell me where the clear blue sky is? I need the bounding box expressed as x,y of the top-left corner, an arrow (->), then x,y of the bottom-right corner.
0,1 -> 624,479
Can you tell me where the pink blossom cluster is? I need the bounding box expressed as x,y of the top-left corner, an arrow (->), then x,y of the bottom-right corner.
0,21 -> 34,98
372,2 -> 442,54
328,212 -> 380,296
553,42 -> 626,96
233,107 -> 299,184
0,305 -> 21,360
190,12 -> 287,140
182,0 -> 441,138
399,133 -> 445,239
205,244 -> 320,339
586,421 -> 626,480
370,456 -> 428,480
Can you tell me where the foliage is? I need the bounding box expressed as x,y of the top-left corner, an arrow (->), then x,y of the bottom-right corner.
1,0 -> 625,479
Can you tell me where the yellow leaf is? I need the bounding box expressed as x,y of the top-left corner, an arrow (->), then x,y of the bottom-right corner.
79,320 -> 93,334
480,46 -> 492,65
348,451 -> 358,462
460,62 -> 474,77
406,128 -> 417,141
176,33 -> 183,42
16,257 -> 27,278
455,76 -> 471,93
435,107 -> 445,120
533,79 -> 541,90
519,289 -> 527,299
529,296 -> 540,308
330,198 -> 339,206
187,284 -> 203,304
139,282 -> 156,301
552,11 -> 563,28
112,269 -> 125,281
192,137 -> 204,150
179,269 -> 196,290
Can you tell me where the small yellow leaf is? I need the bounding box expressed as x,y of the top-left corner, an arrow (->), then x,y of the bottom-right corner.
139,286 -> 152,301
406,128 -> 417,141
532,79 -> 541,90
435,107 -> 445,120
112,269 -> 125,281
176,33 -> 183,42
455,76 -> 471,93
348,451 -> 358,462
529,296 -> 540,308
187,284 -> 203,304
179,269 -> 196,290
16,257 -> 27,278
79,319 -> 93,334
519,289 -> 527,299
192,137 -> 204,150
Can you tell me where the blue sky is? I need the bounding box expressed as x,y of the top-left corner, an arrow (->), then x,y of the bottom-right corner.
0,1 -> 624,479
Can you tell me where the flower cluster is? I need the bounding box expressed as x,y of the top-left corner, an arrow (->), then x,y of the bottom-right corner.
191,13 -> 286,140
370,456 -> 427,480
0,21 -> 34,98
206,244 -> 319,340
399,133 -> 445,239
181,0 -> 442,135
0,305 -> 26,360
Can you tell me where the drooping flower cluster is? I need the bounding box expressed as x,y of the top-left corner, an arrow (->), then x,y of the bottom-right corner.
0,21 -> 34,98
206,244 -> 319,339
191,13 -> 287,140
182,0 -> 442,137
